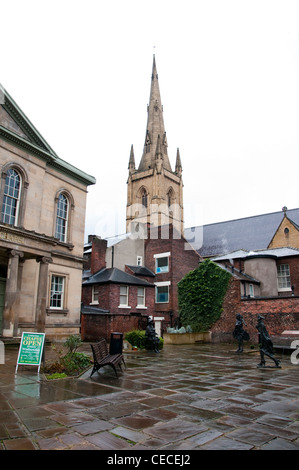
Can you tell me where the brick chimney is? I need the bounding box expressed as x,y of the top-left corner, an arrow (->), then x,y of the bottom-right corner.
89,236 -> 107,274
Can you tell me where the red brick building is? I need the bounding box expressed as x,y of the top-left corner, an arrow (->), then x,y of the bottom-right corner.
81,268 -> 155,342
144,224 -> 201,331
211,247 -> 299,343
81,234 -> 155,341
81,225 -> 202,340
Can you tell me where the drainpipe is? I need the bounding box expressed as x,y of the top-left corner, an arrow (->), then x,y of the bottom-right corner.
111,245 -> 114,268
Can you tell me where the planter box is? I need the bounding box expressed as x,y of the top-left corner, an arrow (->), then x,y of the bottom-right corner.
163,331 -> 211,345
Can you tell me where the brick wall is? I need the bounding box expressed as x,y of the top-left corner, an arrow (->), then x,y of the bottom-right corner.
81,285 -> 92,306
98,283 -> 155,314
211,277 -> 299,343
144,224 -> 201,325
277,256 -> 299,296
90,237 -> 107,274
210,277 -> 241,342
81,312 -> 148,342
81,281 -> 155,341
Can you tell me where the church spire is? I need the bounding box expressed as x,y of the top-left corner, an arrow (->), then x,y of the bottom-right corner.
138,55 -> 172,172
128,144 -> 135,173
126,55 -> 184,235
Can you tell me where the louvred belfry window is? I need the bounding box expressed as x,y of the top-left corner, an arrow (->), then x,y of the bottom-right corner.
141,189 -> 148,209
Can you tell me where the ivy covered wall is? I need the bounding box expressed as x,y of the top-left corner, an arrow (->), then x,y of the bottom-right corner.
178,260 -> 231,332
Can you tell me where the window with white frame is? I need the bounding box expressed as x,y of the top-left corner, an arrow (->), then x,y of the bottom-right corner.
277,264 -> 291,290
155,281 -> 170,303
119,285 -> 129,307
137,287 -> 145,307
55,193 -> 69,242
1,168 -> 21,226
50,275 -> 65,309
91,285 -> 99,304
154,252 -> 170,274
249,284 -> 254,298
137,256 -> 143,266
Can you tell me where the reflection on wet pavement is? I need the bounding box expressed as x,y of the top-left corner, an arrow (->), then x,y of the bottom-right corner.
0,342 -> 299,449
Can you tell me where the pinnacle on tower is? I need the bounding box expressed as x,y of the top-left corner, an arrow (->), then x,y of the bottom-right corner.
128,144 -> 136,173
175,148 -> 182,175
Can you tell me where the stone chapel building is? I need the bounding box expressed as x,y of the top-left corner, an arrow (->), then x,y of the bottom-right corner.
126,55 -> 184,235
0,86 -> 95,340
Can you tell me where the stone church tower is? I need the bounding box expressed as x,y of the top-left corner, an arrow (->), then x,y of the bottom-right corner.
126,56 -> 184,235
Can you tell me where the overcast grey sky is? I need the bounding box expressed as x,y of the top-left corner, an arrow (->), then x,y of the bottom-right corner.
1,0 -> 299,239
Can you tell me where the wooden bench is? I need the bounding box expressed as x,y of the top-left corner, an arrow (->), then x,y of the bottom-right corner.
273,330 -> 299,355
90,339 -> 126,377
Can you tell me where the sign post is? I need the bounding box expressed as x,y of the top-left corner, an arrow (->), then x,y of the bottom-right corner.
15,332 -> 45,373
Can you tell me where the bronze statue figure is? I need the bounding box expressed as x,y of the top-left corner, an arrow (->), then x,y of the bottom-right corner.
256,315 -> 281,368
233,314 -> 250,353
145,319 -> 160,353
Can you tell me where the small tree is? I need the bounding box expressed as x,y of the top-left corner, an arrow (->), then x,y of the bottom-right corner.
178,259 -> 231,332
43,335 -> 91,376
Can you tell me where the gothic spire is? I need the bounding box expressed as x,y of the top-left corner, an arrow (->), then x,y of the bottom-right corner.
128,144 -> 135,173
138,55 -> 172,172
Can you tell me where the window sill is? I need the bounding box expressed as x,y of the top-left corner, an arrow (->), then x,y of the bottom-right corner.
118,305 -> 131,309
54,239 -> 74,251
46,308 -> 69,316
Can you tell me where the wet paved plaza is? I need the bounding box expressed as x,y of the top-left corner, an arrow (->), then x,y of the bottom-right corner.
1,342 -> 299,450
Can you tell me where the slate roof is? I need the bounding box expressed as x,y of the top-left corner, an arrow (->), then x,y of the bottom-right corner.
215,263 -> 261,284
212,247 -> 299,262
83,267 -> 154,287
185,208 -> 299,258
0,86 -> 96,186
81,305 -> 109,315
126,265 -> 155,277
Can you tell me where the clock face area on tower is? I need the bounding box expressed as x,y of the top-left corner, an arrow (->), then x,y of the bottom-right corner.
126,56 -> 184,236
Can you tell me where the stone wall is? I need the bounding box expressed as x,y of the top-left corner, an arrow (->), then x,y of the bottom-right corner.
0,137 -> 91,340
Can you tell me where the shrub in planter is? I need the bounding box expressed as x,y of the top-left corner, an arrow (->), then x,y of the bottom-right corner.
125,330 -> 164,350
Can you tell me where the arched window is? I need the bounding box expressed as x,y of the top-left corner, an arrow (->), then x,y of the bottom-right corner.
141,189 -> 148,209
55,193 -> 69,242
167,188 -> 174,208
1,168 -> 21,225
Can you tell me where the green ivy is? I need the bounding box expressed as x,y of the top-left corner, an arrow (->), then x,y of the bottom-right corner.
178,259 -> 231,332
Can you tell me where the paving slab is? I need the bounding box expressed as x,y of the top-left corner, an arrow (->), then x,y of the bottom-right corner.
0,342 -> 299,451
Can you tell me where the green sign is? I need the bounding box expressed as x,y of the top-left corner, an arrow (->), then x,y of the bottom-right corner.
16,332 -> 45,373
